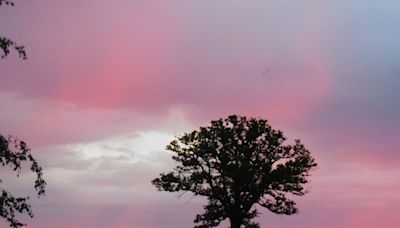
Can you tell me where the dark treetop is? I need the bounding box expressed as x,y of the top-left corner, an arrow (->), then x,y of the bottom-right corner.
152,115 -> 317,228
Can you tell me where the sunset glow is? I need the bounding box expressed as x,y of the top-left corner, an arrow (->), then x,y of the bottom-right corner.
1,0 -> 400,227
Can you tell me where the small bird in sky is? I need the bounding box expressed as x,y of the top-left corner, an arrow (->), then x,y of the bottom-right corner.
260,67 -> 270,76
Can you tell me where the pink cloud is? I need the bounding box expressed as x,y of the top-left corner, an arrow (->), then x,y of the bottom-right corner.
0,0 -> 335,128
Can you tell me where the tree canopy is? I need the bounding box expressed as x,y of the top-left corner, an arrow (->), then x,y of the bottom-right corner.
152,115 -> 317,228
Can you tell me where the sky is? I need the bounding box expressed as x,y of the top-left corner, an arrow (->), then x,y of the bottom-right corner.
1,0 -> 400,227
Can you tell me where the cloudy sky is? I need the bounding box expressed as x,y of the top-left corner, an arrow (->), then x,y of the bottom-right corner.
1,0 -> 400,227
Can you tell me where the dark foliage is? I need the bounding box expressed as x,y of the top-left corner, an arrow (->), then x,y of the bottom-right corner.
1,3 -> 43,227
152,115 -> 317,228
0,0 -> 14,6
0,135 -> 46,228
0,0 -> 27,60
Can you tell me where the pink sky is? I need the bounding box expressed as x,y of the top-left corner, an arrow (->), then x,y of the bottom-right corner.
1,0 -> 400,227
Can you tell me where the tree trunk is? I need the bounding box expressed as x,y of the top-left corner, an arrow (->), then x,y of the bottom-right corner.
230,216 -> 242,228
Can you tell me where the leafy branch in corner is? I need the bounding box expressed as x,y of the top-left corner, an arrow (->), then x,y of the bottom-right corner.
0,135 -> 46,228
0,0 -> 27,60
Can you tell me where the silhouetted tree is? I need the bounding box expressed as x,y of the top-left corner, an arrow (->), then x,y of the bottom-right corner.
0,136 -> 46,228
0,0 -> 27,59
152,115 -> 317,228
1,2 -> 45,227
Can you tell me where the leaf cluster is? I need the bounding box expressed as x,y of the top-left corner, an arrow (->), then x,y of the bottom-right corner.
0,135 -> 46,228
0,1 -> 27,60
0,37 -> 27,60
0,0 -> 14,6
